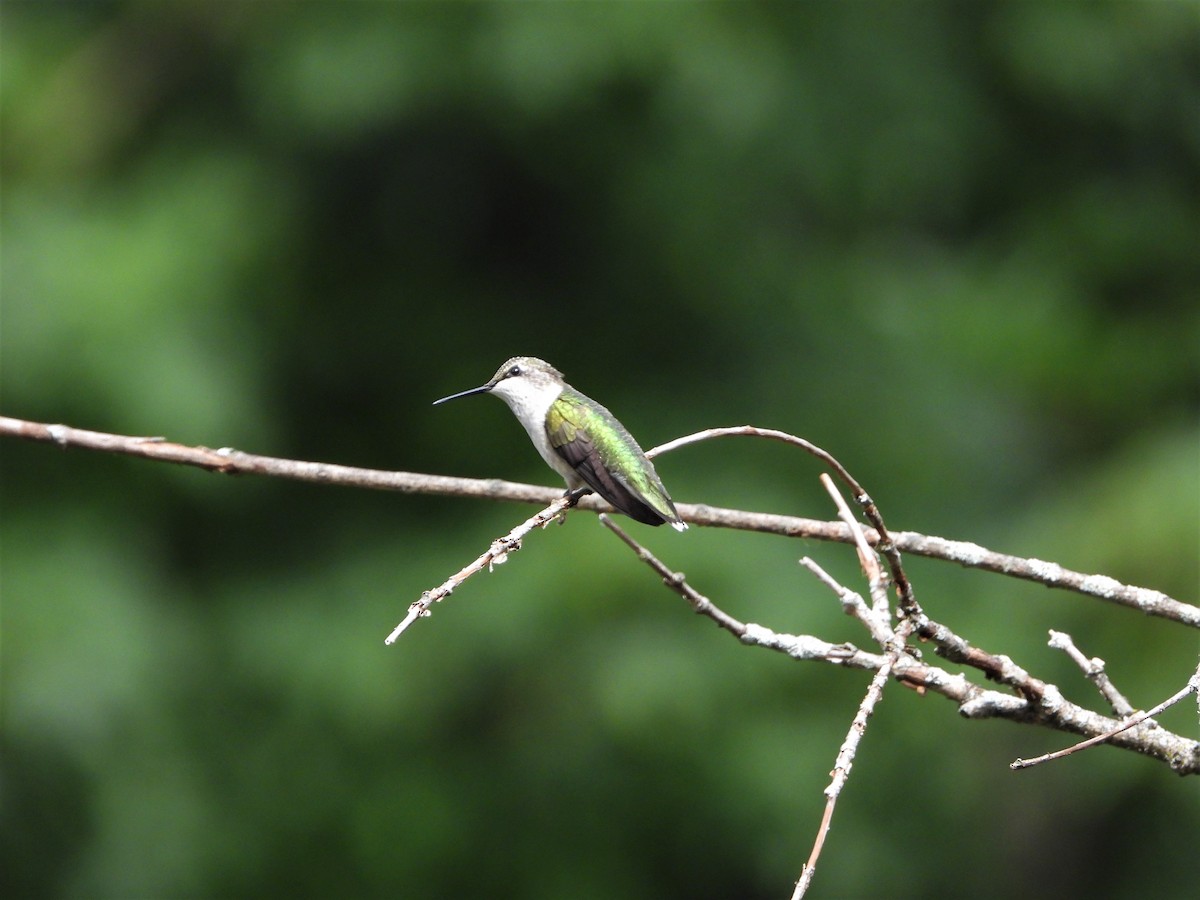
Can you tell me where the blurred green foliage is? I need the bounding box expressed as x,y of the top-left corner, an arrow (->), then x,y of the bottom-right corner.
2,2 -> 1197,898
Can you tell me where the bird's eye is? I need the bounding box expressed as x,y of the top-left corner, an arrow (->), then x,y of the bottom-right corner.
508,365 -> 521,377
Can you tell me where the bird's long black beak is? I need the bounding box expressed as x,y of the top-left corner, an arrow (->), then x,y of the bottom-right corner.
432,383 -> 493,405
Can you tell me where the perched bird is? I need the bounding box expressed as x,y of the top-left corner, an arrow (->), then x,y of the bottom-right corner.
434,357 -> 687,531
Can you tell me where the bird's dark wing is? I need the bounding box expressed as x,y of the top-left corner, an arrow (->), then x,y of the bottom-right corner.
546,389 -> 673,526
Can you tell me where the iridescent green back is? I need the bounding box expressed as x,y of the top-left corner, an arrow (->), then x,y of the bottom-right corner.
546,387 -> 681,527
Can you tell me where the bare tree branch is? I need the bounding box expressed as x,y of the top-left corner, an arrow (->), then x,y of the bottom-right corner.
4,415 -> 1194,628
599,512 -> 1200,776
10,404 -> 1196,794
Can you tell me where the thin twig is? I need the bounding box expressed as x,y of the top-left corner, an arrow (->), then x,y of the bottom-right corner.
598,516 -> 878,669
793,639 -> 905,899
384,496 -> 573,642
1011,660 -> 1200,770
792,798 -> 836,899
792,478 -> 910,897
598,515 -> 749,638
799,557 -> 893,649
818,473 -> 891,625
1048,630 -> 1137,718
651,425 -> 921,619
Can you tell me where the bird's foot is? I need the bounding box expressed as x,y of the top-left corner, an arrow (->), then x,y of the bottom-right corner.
551,487 -> 591,526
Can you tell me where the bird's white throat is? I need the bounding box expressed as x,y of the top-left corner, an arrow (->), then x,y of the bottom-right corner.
488,376 -> 577,485
489,375 -> 562,429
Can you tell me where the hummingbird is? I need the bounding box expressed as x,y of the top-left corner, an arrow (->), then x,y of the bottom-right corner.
434,357 -> 687,531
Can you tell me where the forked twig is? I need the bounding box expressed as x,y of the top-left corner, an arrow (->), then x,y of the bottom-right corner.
384,495 -> 574,642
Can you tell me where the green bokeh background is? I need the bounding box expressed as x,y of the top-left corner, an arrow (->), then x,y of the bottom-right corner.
2,2 -> 1198,898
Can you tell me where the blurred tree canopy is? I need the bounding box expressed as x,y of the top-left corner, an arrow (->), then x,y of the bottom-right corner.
2,2 -> 1197,898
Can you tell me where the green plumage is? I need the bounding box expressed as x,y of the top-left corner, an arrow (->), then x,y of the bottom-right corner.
546,387 -> 681,527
